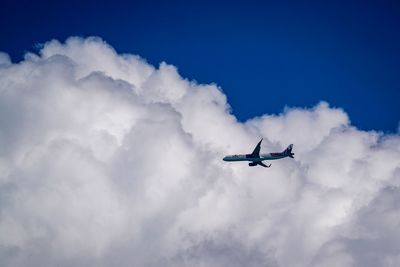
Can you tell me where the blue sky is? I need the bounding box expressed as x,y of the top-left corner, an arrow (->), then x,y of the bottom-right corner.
1,0 -> 399,132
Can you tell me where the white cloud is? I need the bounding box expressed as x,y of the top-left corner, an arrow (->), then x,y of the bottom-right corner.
0,37 -> 399,267
0,52 -> 11,66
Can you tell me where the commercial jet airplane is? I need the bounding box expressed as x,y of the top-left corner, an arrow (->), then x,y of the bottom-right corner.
223,139 -> 294,168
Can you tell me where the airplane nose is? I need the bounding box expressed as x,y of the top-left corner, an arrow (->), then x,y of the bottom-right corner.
223,156 -> 228,161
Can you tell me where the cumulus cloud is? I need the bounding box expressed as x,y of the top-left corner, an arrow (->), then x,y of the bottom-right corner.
0,36 -> 399,267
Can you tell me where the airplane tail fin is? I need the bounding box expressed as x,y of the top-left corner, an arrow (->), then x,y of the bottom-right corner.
283,144 -> 294,158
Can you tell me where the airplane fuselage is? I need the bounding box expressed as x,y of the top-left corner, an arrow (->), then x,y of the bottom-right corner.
223,152 -> 287,162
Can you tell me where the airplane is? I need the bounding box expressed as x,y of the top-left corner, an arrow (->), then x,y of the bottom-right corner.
222,139 -> 294,168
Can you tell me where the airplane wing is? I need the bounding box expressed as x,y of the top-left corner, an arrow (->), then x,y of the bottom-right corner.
250,138 -> 263,157
258,161 -> 271,168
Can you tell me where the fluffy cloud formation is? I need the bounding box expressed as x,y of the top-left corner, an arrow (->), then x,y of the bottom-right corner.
0,37 -> 399,267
